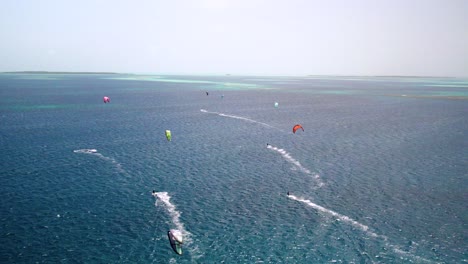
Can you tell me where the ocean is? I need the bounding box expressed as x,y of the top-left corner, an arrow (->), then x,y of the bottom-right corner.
0,73 -> 466,263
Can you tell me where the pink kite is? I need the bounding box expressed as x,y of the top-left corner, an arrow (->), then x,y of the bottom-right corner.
103,96 -> 110,103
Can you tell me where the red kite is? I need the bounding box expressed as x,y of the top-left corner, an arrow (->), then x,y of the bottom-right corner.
292,124 -> 304,133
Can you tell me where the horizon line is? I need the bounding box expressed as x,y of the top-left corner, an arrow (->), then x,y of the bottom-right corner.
1,70 -> 466,78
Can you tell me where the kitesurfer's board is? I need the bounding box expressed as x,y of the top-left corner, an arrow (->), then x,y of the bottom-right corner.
73,149 -> 97,154
168,230 -> 182,255
170,229 -> 183,243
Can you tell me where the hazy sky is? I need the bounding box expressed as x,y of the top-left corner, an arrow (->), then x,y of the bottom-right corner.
1,0 -> 467,76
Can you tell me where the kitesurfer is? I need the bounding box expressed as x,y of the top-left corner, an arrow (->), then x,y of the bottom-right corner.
206,91 -> 209,96
287,191 -> 290,196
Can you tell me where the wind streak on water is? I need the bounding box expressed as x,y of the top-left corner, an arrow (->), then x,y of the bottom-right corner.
200,109 -> 283,131
153,192 -> 201,260
73,149 -> 128,176
267,145 -> 324,187
289,195 -> 434,263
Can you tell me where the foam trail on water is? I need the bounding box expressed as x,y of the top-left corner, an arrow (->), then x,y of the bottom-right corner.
73,149 -> 127,175
153,192 -> 202,260
153,192 -> 188,238
289,195 -> 434,263
267,145 -> 324,187
201,109 -> 283,131
289,195 -> 377,236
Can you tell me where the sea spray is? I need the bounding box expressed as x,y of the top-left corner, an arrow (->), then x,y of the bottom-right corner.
153,192 -> 202,260
73,149 -> 128,175
200,109 -> 283,131
288,195 -> 434,263
289,195 -> 377,237
267,145 -> 324,187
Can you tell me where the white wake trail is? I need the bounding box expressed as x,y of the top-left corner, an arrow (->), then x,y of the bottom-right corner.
153,192 -> 201,260
267,145 -> 324,187
289,195 -> 434,263
201,109 -> 282,131
289,195 -> 378,237
73,149 -> 127,175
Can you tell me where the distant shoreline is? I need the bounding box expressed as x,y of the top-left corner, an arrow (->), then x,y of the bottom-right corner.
1,71 -> 464,78
306,75 -> 456,79
2,71 -> 119,74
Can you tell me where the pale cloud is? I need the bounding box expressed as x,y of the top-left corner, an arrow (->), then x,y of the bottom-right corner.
1,0 -> 467,76
200,0 -> 230,9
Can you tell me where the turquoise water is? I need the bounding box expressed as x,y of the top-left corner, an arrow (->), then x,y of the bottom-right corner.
0,74 -> 466,263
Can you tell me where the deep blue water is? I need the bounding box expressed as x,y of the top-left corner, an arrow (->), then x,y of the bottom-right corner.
0,74 -> 467,263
